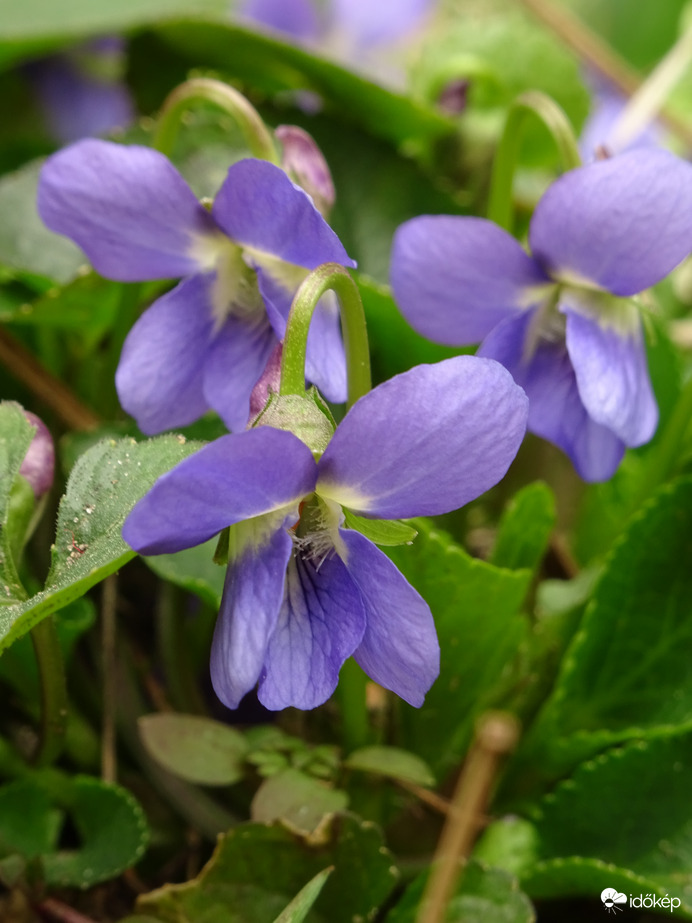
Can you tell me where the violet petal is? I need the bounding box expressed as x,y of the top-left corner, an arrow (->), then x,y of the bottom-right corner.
122,427 -> 317,554
341,530 -> 439,707
479,310 -> 625,481
563,299 -> 658,446
210,525 -> 293,709
115,274 -> 213,435
212,158 -> 355,269
316,356 -> 528,518
391,216 -> 550,345
529,148 -> 692,296
38,139 -> 218,281
258,548 -> 367,710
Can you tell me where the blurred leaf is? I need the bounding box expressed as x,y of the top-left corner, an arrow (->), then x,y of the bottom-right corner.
0,596 -> 96,700
0,160 -> 84,283
0,774 -> 148,889
388,520 -> 530,774
0,779 -> 62,859
522,857 -> 674,908
42,775 -> 149,888
135,815 -> 399,923
524,476 -> 692,778
157,21 -> 454,153
0,434 -> 202,653
523,732 -> 692,914
490,481 -> 555,572
0,402 -> 35,602
387,859 -> 535,923
0,0 -> 228,67
251,769 -> 348,837
272,868 -> 332,923
345,746 -> 434,787
138,714 -> 249,786
342,511 -> 417,547
144,539 -> 226,609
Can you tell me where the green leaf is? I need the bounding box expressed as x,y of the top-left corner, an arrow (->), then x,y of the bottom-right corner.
272,868 -> 333,923
490,481 -> 555,572
524,733 -> 692,913
387,860 -> 535,923
388,520 -> 530,774
344,746 -> 434,787
522,858 -> 661,906
0,0 -> 228,67
343,510 -> 417,547
135,815 -> 399,923
0,774 -> 148,888
0,779 -> 62,859
0,160 -> 85,283
251,769 -> 349,838
144,539 -> 226,608
138,714 -> 249,786
0,434 -> 202,654
157,22 -> 454,153
524,476 -> 692,777
0,401 -> 35,602
42,775 -> 149,888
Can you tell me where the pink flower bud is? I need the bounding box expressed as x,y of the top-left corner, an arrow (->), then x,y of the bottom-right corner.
20,411 -> 55,498
249,343 -> 284,422
276,125 -> 335,217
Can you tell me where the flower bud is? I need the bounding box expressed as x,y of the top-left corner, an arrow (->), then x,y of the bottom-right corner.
20,411 -> 55,499
276,125 -> 335,217
249,343 -> 283,423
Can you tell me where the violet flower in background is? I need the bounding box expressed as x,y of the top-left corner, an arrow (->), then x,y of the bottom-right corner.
579,71 -> 663,161
123,357 -> 528,711
25,38 -> 134,144
241,0 -> 433,85
38,140 -> 353,434
391,149 -> 692,481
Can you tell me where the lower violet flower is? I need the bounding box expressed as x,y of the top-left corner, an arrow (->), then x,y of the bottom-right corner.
123,356 -> 528,710
391,148 -> 692,481
38,139 -> 353,434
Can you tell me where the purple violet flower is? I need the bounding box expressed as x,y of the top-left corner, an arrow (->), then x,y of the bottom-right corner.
391,148 -> 692,481
37,139 -> 354,434
25,38 -> 134,144
123,356 -> 528,710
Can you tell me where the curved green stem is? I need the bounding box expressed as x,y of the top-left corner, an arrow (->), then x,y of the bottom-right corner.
280,263 -> 372,410
487,90 -> 582,232
154,77 -> 278,163
31,616 -> 68,766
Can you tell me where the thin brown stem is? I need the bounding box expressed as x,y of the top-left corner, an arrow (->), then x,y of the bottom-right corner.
515,0 -> 692,149
0,329 -> 101,430
101,575 -> 118,784
416,713 -> 520,923
36,897 -> 98,923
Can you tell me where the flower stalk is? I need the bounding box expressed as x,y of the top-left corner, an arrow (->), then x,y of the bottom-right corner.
153,77 -> 279,163
487,90 -> 582,232
31,616 -> 68,766
280,263 -> 372,410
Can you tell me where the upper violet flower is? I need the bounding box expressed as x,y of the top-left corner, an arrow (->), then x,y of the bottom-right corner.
25,38 -> 134,144
123,356 -> 528,710
37,139 -> 354,434
391,148 -> 692,481
241,0 -> 432,85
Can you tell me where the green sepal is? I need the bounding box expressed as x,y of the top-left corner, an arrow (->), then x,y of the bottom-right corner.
213,526 -> 230,566
343,509 -> 417,546
253,387 -> 335,458
6,473 -> 35,569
